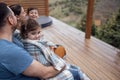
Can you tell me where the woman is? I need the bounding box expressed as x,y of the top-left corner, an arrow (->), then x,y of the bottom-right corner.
9,4 -> 26,30
9,4 -> 26,47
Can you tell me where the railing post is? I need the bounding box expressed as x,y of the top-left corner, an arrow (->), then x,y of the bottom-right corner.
85,0 -> 94,39
45,0 -> 49,16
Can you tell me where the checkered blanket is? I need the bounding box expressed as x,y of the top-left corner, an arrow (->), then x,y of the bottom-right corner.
22,39 -> 90,80
23,39 -> 66,70
22,39 -> 75,80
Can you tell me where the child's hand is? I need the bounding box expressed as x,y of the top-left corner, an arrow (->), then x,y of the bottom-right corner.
49,46 -> 55,51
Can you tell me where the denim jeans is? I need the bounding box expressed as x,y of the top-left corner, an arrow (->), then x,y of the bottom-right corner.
68,65 -> 84,80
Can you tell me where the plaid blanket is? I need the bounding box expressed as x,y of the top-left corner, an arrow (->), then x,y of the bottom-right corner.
22,39 -> 90,80
23,39 -> 65,71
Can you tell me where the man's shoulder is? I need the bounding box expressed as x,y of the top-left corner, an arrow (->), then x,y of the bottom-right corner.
0,39 -> 25,54
0,39 -> 14,48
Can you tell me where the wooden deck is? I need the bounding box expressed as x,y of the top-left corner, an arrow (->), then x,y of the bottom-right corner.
42,17 -> 120,80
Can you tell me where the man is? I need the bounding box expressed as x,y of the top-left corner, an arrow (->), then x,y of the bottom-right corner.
0,2 -> 62,80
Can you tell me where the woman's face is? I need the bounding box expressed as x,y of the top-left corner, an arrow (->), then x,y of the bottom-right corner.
28,9 -> 39,20
16,7 -> 26,30
19,7 -> 26,21
27,27 -> 42,40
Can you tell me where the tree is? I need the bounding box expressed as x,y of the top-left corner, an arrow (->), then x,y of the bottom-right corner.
97,9 -> 120,49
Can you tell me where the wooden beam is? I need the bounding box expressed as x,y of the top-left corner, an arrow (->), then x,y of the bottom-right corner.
85,0 -> 94,39
45,0 -> 49,16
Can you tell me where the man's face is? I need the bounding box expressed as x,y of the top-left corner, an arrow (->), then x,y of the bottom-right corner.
8,7 -> 17,30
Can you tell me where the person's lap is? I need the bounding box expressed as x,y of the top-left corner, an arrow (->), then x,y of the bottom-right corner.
68,64 -> 84,80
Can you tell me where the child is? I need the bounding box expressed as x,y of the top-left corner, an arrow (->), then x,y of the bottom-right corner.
27,7 -> 39,20
20,19 -> 90,80
27,7 -> 53,28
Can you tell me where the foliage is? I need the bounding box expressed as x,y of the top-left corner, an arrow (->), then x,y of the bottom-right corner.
96,9 -> 120,48
49,0 -> 120,49
76,15 -> 97,36
49,0 -> 87,17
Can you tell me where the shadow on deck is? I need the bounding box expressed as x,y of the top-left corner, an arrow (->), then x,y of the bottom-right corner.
42,17 -> 120,80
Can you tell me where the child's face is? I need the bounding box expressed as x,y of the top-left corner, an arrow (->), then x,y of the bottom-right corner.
27,27 -> 41,40
28,9 -> 39,19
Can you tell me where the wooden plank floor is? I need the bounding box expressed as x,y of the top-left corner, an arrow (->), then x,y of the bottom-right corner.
42,17 -> 120,80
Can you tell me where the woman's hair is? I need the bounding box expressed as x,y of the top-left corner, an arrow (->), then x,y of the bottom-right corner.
20,18 -> 40,39
9,4 -> 22,16
27,7 -> 38,14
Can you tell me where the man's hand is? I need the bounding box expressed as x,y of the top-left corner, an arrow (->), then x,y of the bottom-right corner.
22,60 -> 63,79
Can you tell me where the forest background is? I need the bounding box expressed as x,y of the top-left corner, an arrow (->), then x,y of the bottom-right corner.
49,0 -> 120,49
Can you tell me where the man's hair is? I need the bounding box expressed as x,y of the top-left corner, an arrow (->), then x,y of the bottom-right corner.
27,7 -> 38,14
20,18 -> 40,39
9,4 -> 21,16
0,2 -> 10,27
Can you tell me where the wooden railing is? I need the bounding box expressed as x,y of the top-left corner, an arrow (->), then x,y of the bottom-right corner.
0,0 -> 49,16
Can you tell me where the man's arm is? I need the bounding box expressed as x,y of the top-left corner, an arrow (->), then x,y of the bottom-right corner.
22,60 -> 65,79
